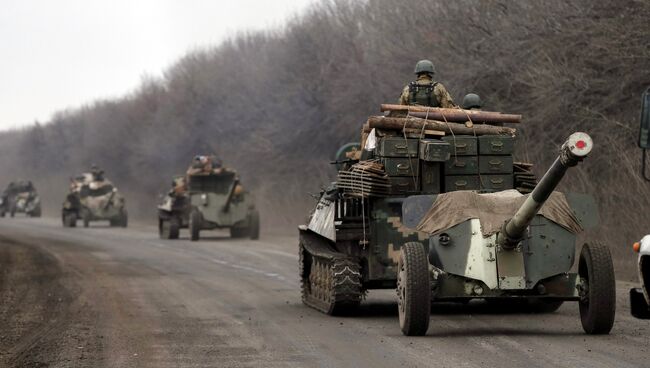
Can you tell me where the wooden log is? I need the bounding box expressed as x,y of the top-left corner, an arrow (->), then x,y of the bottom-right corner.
366,116 -> 516,136
380,104 -> 522,124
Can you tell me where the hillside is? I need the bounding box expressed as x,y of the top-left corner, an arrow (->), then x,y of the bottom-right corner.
0,0 -> 649,274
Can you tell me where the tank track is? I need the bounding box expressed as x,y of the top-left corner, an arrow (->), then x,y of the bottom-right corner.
299,242 -> 363,315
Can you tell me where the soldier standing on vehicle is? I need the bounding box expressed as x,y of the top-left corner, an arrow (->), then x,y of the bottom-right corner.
398,60 -> 456,108
462,93 -> 483,110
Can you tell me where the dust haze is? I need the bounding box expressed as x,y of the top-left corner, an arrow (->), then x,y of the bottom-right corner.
0,0 -> 649,274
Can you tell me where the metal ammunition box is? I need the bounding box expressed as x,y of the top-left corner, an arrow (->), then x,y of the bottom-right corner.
420,162 -> 441,194
442,135 -> 478,156
444,156 -> 479,175
382,158 -> 419,176
479,174 -> 514,191
444,175 -> 481,191
376,137 -> 419,157
419,140 -> 450,162
479,155 -> 514,174
478,135 -> 515,155
390,177 -> 419,194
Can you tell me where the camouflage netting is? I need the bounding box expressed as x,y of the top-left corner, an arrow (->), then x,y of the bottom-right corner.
416,190 -> 582,236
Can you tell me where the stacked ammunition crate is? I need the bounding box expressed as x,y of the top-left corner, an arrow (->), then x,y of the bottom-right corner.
374,134 -> 516,195
443,135 -> 514,191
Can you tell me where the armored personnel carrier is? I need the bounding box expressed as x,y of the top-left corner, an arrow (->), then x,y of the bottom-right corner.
299,105 -> 615,335
62,172 -> 128,228
173,155 -> 260,241
0,180 -> 41,217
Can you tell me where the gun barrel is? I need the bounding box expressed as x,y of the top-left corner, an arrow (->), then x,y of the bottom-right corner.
498,132 -> 593,249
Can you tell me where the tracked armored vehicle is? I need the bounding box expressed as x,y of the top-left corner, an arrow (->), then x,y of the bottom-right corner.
62,172 -> 128,228
0,180 -> 41,217
299,106 -> 615,335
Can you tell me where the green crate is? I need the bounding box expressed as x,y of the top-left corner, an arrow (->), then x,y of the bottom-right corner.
479,155 -> 514,174
376,137 -> 419,157
389,176 -> 419,194
419,139 -> 450,162
478,135 -> 515,155
444,156 -> 479,175
444,175 -> 481,191
421,162 -> 441,194
442,135 -> 477,156
382,157 -> 419,176
480,174 -> 514,191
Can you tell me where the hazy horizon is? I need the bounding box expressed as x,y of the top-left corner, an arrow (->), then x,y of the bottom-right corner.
0,0 -> 314,131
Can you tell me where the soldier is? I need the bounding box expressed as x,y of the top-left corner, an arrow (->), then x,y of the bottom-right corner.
90,164 -> 105,181
462,93 -> 483,110
399,60 -> 456,108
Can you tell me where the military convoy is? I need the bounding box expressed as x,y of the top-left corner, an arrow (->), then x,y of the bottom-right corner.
299,106 -> 615,335
158,156 -> 260,241
0,180 -> 41,217
61,171 -> 128,228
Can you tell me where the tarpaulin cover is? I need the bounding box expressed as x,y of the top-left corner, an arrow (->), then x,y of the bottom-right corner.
416,189 -> 582,236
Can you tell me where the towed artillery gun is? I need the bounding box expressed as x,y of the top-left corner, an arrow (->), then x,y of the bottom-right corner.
0,180 -> 41,217
62,172 -> 128,228
631,86 -> 650,319
299,106 -> 615,335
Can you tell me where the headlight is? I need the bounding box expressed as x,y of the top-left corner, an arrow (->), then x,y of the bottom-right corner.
201,193 -> 208,206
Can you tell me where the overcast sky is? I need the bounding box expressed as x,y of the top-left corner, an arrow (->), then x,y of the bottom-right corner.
0,0 -> 314,131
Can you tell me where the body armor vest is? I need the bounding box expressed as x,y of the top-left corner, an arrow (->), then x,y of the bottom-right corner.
408,81 -> 439,107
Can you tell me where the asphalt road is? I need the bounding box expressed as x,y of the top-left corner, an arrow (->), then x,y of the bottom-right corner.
0,217 -> 648,368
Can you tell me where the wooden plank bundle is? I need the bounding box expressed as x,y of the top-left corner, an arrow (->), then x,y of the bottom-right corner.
380,104 -> 522,125
337,160 -> 390,197
366,116 -> 516,136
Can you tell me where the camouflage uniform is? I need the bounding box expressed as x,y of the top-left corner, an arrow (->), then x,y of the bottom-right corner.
398,74 -> 456,108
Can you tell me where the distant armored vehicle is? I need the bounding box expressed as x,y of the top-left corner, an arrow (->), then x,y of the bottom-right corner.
299,106 -> 615,335
0,180 -> 41,217
62,172 -> 128,228
163,155 -> 260,241
631,86 -> 650,319
157,176 -> 190,239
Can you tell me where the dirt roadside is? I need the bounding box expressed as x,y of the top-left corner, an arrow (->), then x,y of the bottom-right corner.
0,234 -> 161,368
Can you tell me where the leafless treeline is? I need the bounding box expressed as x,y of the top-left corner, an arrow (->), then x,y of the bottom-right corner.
0,0 -> 648,271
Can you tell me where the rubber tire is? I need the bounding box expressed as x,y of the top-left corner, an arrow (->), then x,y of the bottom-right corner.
579,242 -> 616,334
168,217 -> 180,239
30,206 -> 41,218
82,210 -> 90,228
189,210 -> 202,241
63,212 -> 77,228
397,242 -> 431,336
120,210 -> 128,228
248,210 -> 260,240
160,220 -> 171,239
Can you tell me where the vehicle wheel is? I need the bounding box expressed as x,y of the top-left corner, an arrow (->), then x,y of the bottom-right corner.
81,210 -> 90,228
249,210 -> 260,240
120,210 -> 128,228
397,242 -> 431,336
579,242 -> 616,334
160,220 -> 171,239
169,217 -> 180,239
189,209 -> 202,241
63,212 -> 77,228
30,206 -> 42,218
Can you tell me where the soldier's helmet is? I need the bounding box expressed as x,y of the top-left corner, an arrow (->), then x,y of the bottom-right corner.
462,93 -> 483,110
414,59 -> 435,75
